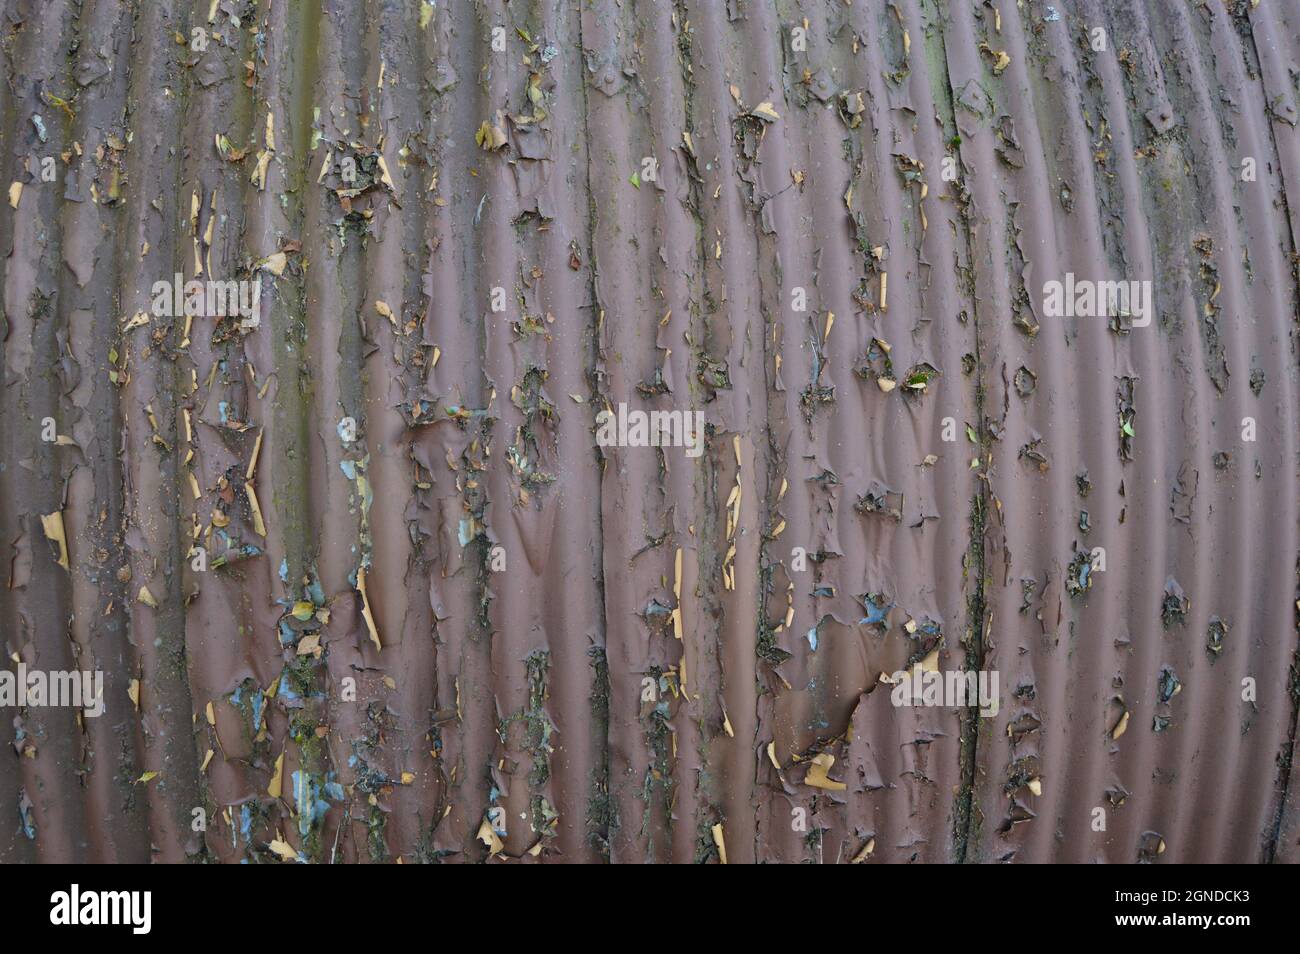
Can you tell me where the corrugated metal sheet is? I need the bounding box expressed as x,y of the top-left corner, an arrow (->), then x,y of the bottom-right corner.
0,0 -> 1296,864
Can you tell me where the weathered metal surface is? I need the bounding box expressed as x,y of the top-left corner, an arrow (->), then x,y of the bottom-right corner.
0,0 -> 1297,864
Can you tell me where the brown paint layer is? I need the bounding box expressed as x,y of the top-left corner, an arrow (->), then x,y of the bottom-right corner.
0,0 -> 1296,864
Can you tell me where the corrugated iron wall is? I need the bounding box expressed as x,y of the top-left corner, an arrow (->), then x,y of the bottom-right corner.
0,0 -> 1297,863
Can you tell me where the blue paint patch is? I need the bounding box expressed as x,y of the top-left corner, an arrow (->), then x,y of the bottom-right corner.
292,770 -> 334,837
277,673 -> 300,701
251,692 -> 265,732
18,794 -> 36,840
859,593 -> 893,628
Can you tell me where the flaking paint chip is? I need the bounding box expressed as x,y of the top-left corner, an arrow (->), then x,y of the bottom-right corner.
258,251 -> 287,275
805,752 -> 847,791
268,752 -> 285,798
358,566 -> 383,651
268,838 -> 298,862
711,823 -> 728,864
478,817 -> 504,855
40,511 -> 70,570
